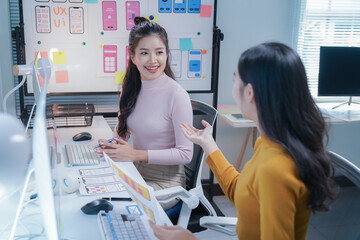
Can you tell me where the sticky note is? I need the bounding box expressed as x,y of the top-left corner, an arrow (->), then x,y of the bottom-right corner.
115,71 -> 126,84
38,74 -> 44,87
85,0 -> 98,3
145,15 -> 157,23
52,51 -> 67,65
179,38 -> 192,51
34,52 -> 48,59
55,70 -> 69,83
200,5 -> 212,18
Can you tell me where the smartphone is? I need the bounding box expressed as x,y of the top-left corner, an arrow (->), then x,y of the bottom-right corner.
126,1 -> 140,30
169,49 -> 181,78
188,0 -> 201,13
35,6 -> 51,33
102,1 -> 117,31
69,7 -> 84,34
232,113 -> 243,119
103,45 -> 117,73
173,0 -> 186,13
188,50 -> 201,78
159,0 -> 171,13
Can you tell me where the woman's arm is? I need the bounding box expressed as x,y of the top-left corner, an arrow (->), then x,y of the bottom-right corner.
180,121 -> 240,203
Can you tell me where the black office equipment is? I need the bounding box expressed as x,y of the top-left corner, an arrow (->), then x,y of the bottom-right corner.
72,132 -> 92,141
318,46 -> 360,108
21,104 -> 95,128
81,199 -> 113,215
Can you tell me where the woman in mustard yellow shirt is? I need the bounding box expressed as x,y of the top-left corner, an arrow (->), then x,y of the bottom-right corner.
150,42 -> 337,240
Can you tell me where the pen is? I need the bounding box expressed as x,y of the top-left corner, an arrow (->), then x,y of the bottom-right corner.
102,197 -> 132,201
94,136 -> 120,149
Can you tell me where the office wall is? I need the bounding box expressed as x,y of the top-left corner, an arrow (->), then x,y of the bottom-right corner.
199,0 -> 299,180
200,0 -> 360,180
0,0 -> 16,115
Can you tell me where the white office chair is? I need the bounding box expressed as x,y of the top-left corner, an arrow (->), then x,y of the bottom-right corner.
327,151 -> 360,189
155,100 -> 218,229
200,216 -> 237,236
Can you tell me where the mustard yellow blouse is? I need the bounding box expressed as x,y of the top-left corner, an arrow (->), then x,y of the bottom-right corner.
206,135 -> 311,239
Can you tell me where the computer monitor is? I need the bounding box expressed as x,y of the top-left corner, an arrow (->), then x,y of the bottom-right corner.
318,46 -> 360,97
31,80 -> 60,239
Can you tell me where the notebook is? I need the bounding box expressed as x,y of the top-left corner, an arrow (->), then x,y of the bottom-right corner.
97,153 -> 171,239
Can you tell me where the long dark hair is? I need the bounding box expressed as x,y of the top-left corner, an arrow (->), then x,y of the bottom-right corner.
238,42 -> 337,211
117,17 -> 174,137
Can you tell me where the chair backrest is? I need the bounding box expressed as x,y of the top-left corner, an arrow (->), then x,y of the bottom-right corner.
185,100 -> 217,190
327,151 -> 360,189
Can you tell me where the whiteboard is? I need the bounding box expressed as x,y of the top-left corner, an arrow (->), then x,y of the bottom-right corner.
23,0 -> 215,94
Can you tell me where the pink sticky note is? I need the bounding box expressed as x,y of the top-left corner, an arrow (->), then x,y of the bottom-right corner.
37,73 -> 49,87
200,5 -> 212,18
34,51 -> 49,59
217,105 -> 228,109
55,70 -> 69,83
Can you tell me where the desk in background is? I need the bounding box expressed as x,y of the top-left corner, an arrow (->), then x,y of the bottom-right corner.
217,105 -> 257,171
217,103 -> 360,171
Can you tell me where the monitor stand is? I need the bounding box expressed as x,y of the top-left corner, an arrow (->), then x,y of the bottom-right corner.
332,96 -> 360,109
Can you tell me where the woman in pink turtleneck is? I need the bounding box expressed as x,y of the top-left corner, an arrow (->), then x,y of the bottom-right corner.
98,17 -> 193,210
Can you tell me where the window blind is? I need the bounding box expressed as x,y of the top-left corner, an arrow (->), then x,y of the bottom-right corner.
297,0 -> 360,98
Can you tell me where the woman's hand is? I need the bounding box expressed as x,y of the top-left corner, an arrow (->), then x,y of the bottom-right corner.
180,120 -> 219,156
97,138 -> 147,162
149,221 -> 198,240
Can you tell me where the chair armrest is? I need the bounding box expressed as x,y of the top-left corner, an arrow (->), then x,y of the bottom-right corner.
155,186 -> 199,209
200,216 -> 238,236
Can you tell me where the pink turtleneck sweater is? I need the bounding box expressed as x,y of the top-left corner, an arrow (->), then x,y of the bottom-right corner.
126,73 -> 193,165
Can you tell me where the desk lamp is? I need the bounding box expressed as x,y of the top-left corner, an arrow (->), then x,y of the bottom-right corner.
2,53 -> 52,132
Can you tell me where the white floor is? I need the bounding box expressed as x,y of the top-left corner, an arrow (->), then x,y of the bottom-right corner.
194,186 -> 360,240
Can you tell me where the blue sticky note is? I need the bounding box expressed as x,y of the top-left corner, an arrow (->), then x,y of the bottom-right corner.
85,0 -> 98,3
180,38 -> 192,51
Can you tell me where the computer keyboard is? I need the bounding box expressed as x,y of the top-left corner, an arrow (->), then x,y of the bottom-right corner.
65,144 -> 100,166
98,210 -> 151,240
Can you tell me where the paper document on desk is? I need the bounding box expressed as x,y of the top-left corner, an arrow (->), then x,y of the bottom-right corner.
78,166 -> 129,197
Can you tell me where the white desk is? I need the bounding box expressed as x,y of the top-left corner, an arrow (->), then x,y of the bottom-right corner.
217,104 -> 360,171
217,105 -> 257,170
2,116 -> 171,239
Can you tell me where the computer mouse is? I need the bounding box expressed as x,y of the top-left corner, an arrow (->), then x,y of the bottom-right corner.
73,132 -> 92,141
81,199 -> 113,215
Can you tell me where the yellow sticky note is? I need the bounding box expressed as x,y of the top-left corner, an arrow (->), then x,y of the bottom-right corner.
145,15 -> 157,23
115,71 -> 126,84
52,51 -> 67,65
